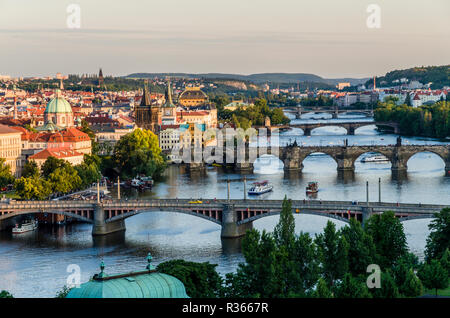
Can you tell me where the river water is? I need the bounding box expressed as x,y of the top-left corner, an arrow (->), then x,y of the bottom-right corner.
0,113 -> 449,297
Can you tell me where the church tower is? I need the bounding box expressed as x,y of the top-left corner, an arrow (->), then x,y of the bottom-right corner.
161,78 -> 177,125
135,81 -> 161,133
98,68 -> 104,89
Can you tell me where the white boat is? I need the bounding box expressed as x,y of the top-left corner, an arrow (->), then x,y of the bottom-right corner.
12,220 -> 38,234
248,180 -> 273,195
361,155 -> 389,163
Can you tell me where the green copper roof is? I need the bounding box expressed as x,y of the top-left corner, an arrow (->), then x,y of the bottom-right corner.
66,272 -> 189,298
163,79 -> 176,108
45,90 -> 73,114
35,119 -> 63,132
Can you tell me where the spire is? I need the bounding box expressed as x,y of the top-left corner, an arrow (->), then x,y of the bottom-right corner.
163,78 -> 175,108
140,80 -> 152,106
59,78 -> 64,90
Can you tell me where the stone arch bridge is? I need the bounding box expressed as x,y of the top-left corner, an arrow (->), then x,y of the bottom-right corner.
288,121 -> 398,136
186,143 -> 450,175
0,199 -> 445,237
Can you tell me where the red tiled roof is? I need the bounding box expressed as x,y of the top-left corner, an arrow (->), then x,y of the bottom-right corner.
30,147 -> 83,160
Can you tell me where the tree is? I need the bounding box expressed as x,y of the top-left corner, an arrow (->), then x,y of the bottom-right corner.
334,273 -> 371,298
113,128 -> 166,179
313,278 -> 333,298
41,156 -> 68,179
400,269 -> 423,297
341,218 -> 377,276
417,259 -> 449,297
425,208 -> 450,261
370,270 -> 400,298
0,290 -> 13,298
273,196 -> 295,247
14,176 -> 52,200
55,285 -> 72,298
0,158 -> 14,188
315,221 -> 349,286
157,260 -> 223,298
21,160 -> 40,178
365,211 -> 408,268
48,166 -> 82,194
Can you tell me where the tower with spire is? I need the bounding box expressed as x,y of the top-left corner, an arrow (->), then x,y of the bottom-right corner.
98,68 -> 104,89
135,80 -> 162,133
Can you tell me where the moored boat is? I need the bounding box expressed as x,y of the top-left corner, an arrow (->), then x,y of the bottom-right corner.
361,155 -> 389,163
12,220 -> 38,234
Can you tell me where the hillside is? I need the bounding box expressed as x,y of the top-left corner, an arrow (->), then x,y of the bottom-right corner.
125,72 -> 368,86
368,65 -> 450,89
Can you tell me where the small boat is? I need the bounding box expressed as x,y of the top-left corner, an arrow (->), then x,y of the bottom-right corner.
361,155 -> 389,163
248,180 -> 273,195
306,181 -> 319,194
12,220 -> 38,234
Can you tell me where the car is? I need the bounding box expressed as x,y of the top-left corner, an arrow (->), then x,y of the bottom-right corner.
188,200 -> 203,204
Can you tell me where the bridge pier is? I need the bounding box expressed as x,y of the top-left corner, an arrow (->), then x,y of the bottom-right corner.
347,127 -> 355,135
302,128 -> 312,136
234,162 -> 254,173
445,161 -> 450,176
336,157 -> 355,172
221,204 -> 253,238
92,204 -> 126,236
362,207 -> 373,225
332,113 -> 338,119
187,162 -> 206,171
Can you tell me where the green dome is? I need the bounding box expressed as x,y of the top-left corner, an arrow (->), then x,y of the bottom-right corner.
45,92 -> 73,114
66,272 -> 189,298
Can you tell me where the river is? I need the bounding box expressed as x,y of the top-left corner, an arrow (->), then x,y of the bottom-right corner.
0,113 -> 448,297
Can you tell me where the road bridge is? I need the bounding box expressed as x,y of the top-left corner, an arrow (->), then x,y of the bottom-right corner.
0,198 -> 446,238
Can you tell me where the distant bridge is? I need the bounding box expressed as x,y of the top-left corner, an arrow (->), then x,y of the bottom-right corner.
0,198 -> 446,237
281,106 -> 374,119
277,121 -> 398,136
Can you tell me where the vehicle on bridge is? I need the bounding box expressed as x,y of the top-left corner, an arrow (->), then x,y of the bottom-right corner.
248,180 -> 273,195
188,200 -> 203,204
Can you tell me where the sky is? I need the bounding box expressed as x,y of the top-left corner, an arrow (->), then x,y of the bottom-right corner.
0,0 -> 449,78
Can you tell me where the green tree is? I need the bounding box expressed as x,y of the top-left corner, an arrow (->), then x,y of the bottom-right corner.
0,290 -> 13,298
273,196 -> 295,247
14,176 -> 52,200
21,160 -> 40,178
400,269 -> 423,297
315,221 -> 349,286
370,270 -> 400,298
417,259 -> 449,297
41,156 -> 68,179
113,128 -> 166,179
313,277 -> 333,298
334,273 -> 371,298
341,218 -> 377,276
425,208 -> 450,261
55,285 -> 72,298
0,158 -> 14,188
48,166 -> 82,194
365,211 -> 408,268
157,260 -> 223,298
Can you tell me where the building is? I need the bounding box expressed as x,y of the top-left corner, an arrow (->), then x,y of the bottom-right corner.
39,89 -> 74,130
0,124 -> 22,177
336,82 -> 351,90
28,147 -> 84,168
135,82 -> 162,133
178,86 -> 209,107
223,100 -> 252,111
66,255 -> 189,298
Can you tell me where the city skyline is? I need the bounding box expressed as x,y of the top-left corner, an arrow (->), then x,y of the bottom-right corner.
0,0 -> 449,78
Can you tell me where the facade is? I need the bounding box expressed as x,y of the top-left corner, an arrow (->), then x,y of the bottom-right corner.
135,83 -> 161,133
41,89 -> 74,129
0,124 -> 22,177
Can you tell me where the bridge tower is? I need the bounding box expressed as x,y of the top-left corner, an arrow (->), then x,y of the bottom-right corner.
332,104 -> 339,119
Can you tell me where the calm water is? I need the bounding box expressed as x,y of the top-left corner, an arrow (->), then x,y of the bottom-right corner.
0,114 -> 449,297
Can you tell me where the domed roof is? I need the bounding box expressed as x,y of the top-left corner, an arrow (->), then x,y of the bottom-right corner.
179,87 -> 208,100
45,90 -> 73,114
66,272 -> 189,298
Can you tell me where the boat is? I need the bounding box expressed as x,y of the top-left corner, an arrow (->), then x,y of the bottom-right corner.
130,175 -> 153,190
306,181 -> 319,193
248,180 -> 273,195
361,155 -> 389,163
12,219 -> 38,234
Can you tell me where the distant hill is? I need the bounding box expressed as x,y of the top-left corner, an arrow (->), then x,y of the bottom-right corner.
125,72 -> 368,86
367,65 -> 450,89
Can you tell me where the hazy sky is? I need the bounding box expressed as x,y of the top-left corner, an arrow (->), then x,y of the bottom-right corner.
0,0 -> 449,78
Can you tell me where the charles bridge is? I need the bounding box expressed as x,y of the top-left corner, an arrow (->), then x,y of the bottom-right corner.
286,121 -> 398,136
0,198 -> 446,238
181,139 -> 450,175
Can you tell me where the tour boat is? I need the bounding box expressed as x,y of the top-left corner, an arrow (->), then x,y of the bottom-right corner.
361,155 -> 389,163
248,180 -> 273,195
130,175 -> 153,190
306,181 -> 319,194
12,220 -> 38,234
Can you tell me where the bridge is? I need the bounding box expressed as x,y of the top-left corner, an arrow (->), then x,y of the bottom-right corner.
183,141 -> 450,175
0,198 -> 445,237
281,106 -> 373,119
283,121 -> 398,136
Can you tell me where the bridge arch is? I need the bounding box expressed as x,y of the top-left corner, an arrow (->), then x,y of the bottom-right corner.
300,151 -> 338,173
405,151 -> 447,172
310,126 -> 348,136
0,210 -> 93,223
105,208 -> 223,226
238,210 -> 350,225
354,151 -> 393,171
